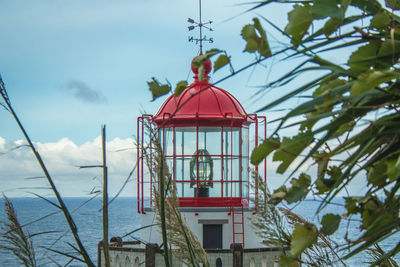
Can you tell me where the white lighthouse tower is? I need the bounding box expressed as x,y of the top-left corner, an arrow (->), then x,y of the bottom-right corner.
132,59 -> 280,266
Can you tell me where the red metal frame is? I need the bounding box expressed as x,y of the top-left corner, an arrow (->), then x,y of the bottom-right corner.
136,114 -> 267,212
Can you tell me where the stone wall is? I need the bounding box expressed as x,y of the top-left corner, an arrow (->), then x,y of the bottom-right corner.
99,242 -> 281,267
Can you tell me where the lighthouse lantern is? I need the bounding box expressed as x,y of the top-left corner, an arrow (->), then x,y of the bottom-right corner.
137,58 -> 265,210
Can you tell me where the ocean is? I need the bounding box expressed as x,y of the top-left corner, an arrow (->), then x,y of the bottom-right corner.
0,197 -> 398,266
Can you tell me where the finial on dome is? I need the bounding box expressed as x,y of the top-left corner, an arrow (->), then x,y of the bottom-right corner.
191,54 -> 212,81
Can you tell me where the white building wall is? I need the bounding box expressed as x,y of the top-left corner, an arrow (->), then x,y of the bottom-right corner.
140,208 -> 264,249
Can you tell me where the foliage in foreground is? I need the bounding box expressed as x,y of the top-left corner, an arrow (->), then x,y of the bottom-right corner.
246,0 -> 400,264
149,0 -> 400,265
1,76 -> 95,266
140,122 -> 209,267
250,172 -> 345,266
0,196 -> 37,267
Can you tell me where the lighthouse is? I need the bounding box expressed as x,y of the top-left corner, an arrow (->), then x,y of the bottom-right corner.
138,58 -> 266,248
98,57 -> 281,266
130,58 -> 280,266
98,3 -> 281,266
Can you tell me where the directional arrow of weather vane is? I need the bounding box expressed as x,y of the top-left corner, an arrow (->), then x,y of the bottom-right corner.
187,0 -> 213,53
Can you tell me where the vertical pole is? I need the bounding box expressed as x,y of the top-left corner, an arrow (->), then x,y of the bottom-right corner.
263,117 -> 267,185
145,243 -> 158,267
225,129 -> 229,198
150,118 -> 153,207
199,0 -> 203,54
141,118 -> 145,214
159,127 -> 171,267
239,127 -> 242,199
173,128 -> 176,184
196,121 -> 199,198
182,130 -> 185,196
137,117 -> 141,213
231,243 -> 243,267
221,127 -> 224,198
230,120 -> 233,200
255,117 -> 259,208
102,125 -> 110,267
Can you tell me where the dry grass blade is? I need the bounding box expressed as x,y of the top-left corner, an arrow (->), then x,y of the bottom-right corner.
249,171 -> 289,249
141,121 -> 209,267
278,207 -> 345,266
365,244 -> 399,267
250,172 -> 345,266
0,75 -> 95,266
0,196 -> 37,267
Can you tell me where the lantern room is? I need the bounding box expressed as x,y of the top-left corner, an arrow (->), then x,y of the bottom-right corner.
137,58 -> 266,212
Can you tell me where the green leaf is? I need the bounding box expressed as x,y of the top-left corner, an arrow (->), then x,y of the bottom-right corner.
362,198 -> 382,228
191,54 -> 208,68
351,0 -> 383,14
148,77 -> 171,101
370,12 -> 390,29
250,137 -> 280,166
244,38 -> 258,52
345,197 -> 362,215
253,17 -> 271,57
367,161 -> 387,186
376,40 -> 400,68
271,186 -> 287,205
279,254 -> 297,266
213,54 -> 230,73
192,49 -> 221,68
316,179 -> 333,194
285,173 -> 311,203
290,223 -> 318,257
174,81 -> 187,97
386,155 -> 400,181
312,0 -> 345,20
351,70 -> 399,96
272,133 -> 313,174
316,166 -> 342,194
323,18 -> 341,36
241,24 -> 257,40
241,18 -> 271,57
348,41 -> 381,74
313,78 -> 346,97
385,0 -> 400,10
320,213 -> 341,235
284,4 -> 313,46
204,48 -> 221,58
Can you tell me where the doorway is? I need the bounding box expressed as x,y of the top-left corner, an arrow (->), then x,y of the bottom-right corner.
203,224 -> 223,249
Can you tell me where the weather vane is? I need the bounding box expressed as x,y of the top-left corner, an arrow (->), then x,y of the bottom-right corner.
188,0 -> 213,54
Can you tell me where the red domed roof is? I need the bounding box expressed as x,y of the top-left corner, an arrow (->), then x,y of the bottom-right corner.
153,79 -> 251,127
153,57 -> 252,127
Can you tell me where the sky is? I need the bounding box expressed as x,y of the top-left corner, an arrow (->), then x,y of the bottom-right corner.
0,0 -> 367,198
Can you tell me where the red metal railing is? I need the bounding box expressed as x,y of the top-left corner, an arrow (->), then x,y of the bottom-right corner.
136,114 -> 267,212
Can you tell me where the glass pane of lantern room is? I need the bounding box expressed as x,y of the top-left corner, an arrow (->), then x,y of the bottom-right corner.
175,127 -> 196,198
223,128 -> 240,155
158,128 -> 174,156
222,127 -> 241,198
242,127 -> 249,199
180,127 -> 196,156
208,156 -> 222,197
198,127 -> 222,197
198,127 -> 221,155
175,158 -> 192,197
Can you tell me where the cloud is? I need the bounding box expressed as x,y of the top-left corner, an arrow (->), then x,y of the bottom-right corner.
66,80 -> 107,103
0,137 -> 136,197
